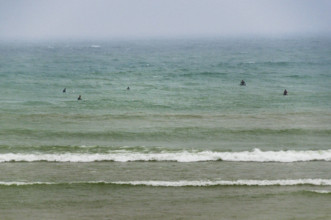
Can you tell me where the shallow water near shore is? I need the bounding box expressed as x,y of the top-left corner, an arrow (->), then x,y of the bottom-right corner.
0,37 -> 330,219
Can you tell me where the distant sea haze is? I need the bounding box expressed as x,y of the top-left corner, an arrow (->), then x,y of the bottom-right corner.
0,37 -> 330,219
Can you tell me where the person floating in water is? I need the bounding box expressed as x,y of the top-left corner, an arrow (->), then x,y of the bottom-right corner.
283,89 -> 288,96
63,88 -> 66,93
78,95 -> 82,100
127,86 -> 130,90
240,80 -> 246,86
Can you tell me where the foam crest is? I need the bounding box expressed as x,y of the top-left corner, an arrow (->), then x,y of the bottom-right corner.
113,179 -> 331,186
1,179 -> 330,187
308,190 -> 331,194
0,148 -> 330,162
0,181 -> 54,186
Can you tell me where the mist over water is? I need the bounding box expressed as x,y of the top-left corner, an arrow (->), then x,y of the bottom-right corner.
0,0 -> 331,40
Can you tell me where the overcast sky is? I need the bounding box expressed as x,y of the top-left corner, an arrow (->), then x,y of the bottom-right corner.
0,0 -> 330,40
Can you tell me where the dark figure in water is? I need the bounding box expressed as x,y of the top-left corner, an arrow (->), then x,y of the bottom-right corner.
78,95 -> 82,100
283,89 -> 288,96
240,80 -> 246,86
127,86 -> 130,90
63,88 -> 66,93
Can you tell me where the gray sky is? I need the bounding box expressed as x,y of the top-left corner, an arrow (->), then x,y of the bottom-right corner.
0,0 -> 330,40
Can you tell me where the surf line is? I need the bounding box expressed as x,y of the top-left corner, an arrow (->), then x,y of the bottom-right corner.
1,179 -> 331,187
1,148 -> 331,162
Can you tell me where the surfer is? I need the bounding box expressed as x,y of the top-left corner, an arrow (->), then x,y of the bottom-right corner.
63,88 -> 66,93
283,89 -> 288,96
240,80 -> 246,86
78,95 -> 82,100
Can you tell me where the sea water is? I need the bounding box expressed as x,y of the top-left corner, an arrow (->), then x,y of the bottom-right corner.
0,37 -> 330,219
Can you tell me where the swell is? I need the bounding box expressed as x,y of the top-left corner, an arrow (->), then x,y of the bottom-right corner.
1,179 -> 330,187
0,148 -> 330,163
2,128 -> 330,139
2,112 -> 329,120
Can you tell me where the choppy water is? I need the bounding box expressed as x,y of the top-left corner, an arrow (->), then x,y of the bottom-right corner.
0,37 -> 330,219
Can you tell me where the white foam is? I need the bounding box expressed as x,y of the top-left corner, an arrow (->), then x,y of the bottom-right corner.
308,190 -> 331,194
113,179 -> 331,187
1,179 -> 330,187
0,148 -> 330,162
0,181 -> 54,186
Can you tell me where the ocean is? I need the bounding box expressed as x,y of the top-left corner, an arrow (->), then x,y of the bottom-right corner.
0,37 -> 330,219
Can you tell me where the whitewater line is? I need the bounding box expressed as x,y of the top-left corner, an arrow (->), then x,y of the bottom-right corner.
0,149 -> 330,162
1,179 -> 331,187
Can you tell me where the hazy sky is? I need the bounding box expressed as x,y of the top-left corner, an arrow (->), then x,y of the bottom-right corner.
0,0 -> 330,40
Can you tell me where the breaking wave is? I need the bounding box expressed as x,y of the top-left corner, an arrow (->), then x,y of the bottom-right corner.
111,179 -> 331,187
0,148 -> 330,163
307,190 -> 331,194
1,179 -> 330,187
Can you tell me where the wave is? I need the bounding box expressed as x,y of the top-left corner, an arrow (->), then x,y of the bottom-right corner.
1,179 -> 330,187
307,190 -> 331,194
2,128 -> 330,141
0,148 -> 330,163
262,61 -> 291,66
217,61 -> 294,68
111,179 -> 331,187
182,71 -> 228,78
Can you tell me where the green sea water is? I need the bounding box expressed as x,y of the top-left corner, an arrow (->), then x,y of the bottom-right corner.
0,37 -> 330,219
